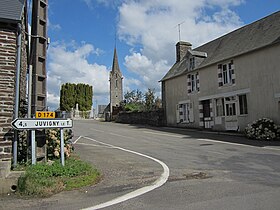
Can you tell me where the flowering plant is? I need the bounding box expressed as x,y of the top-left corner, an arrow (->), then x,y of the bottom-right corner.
46,129 -> 74,159
245,118 -> 280,140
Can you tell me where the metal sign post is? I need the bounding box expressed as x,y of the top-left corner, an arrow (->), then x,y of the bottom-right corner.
31,130 -> 36,165
60,128 -> 65,166
11,118 -> 73,166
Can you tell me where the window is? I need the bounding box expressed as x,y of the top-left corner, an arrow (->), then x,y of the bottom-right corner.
218,60 -> 235,86
222,64 -> 228,84
222,64 -> 233,85
225,96 -> 237,116
115,79 -> 118,88
189,72 -> 199,93
191,74 -> 196,91
202,100 -> 211,118
177,102 -> 194,123
226,103 -> 236,116
239,94 -> 248,115
189,57 -> 195,70
216,98 -> 225,116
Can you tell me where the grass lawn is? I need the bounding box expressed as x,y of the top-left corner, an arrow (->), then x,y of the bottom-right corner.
17,154 -> 101,197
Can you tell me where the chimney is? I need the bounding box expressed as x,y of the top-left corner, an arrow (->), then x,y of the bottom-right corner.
176,41 -> 192,62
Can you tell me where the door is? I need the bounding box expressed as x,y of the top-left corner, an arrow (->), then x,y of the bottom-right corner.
224,96 -> 238,130
202,100 -> 211,128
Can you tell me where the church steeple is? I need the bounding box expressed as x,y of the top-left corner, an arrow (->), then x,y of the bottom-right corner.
112,47 -> 121,75
109,47 -> 123,118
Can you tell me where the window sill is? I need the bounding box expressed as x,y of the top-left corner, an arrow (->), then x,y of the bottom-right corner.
238,114 -> 248,117
188,91 -> 200,95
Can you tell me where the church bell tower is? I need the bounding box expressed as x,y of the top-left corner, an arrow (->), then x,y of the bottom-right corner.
109,47 -> 123,117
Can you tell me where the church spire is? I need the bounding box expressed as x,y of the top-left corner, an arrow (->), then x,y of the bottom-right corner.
112,47 -> 121,74
109,46 -> 123,119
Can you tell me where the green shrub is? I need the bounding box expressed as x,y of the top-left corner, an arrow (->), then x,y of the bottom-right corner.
46,129 -> 74,159
245,118 -> 280,140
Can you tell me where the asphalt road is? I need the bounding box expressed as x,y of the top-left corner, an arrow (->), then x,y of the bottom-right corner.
1,119 -> 280,210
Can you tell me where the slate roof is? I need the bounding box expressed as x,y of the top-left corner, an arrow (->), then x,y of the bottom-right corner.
0,0 -> 25,23
111,47 -> 122,76
161,10 -> 280,81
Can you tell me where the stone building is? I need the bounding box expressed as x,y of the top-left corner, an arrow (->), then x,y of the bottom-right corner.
161,11 -> 280,131
0,0 -> 28,179
109,47 -> 123,119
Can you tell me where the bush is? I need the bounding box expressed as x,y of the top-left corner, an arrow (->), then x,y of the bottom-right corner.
46,129 -> 74,159
245,118 -> 280,140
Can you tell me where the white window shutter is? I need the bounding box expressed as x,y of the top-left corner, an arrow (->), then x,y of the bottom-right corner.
189,102 -> 194,123
176,104 -> 180,123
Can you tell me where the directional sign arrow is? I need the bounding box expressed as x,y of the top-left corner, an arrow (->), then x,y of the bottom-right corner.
11,118 -> 73,130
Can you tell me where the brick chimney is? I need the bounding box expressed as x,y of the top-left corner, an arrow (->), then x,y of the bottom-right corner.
176,41 -> 192,62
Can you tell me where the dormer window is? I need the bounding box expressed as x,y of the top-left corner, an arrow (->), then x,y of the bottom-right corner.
189,57 -> 195,70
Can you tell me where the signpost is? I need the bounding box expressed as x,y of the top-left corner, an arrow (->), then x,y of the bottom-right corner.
11,118 -> 73,166
12,118 -> 72,130
36,111 -> 55,119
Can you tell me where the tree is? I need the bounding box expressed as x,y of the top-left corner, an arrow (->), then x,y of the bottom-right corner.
123,89 -> 144,111
122,88 -> 161,112
144,88 -> 155,111
60,83 -> 93,111
124,89 -> 143,104
60,83 -> 76,111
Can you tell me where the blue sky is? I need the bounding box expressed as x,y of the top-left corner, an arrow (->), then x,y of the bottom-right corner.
44,0 -> 280,110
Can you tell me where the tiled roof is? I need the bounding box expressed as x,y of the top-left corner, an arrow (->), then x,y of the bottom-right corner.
161,11 -> 280,81
0,0 -> 25,23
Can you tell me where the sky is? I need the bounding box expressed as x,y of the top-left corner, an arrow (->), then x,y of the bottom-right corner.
43,0 -> 280,110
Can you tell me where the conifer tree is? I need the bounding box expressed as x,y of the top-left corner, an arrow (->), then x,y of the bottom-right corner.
60,83 -> 93,111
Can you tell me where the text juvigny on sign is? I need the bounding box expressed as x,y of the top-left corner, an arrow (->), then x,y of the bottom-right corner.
11,118 -> 73,130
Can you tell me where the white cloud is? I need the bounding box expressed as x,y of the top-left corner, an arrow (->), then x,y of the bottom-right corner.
47,41 -> 110,110
124,52 -> 169,92
47,0 -> 245,110
117,0 -> 244,93
83,0 -> 122,8
48,19 -> 61,31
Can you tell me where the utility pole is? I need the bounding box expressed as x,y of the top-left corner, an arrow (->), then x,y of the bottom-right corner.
30,0 -> 48,161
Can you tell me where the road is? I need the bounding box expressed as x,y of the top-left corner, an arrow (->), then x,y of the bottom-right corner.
1,119 -> 280,210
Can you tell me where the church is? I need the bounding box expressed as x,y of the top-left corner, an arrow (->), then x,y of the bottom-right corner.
108,47 -> 123,120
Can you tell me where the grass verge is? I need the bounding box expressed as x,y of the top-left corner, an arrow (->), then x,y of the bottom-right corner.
17,155 -> 101,197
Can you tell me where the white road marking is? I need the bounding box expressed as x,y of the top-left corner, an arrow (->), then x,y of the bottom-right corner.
109,132 -> 135,139
76,142 -> 113,149
90,128 -> 105,133
75,136 -> 170,210
73,136 -> 82,144
263,146 -> 280,151
143,131 -> 185,138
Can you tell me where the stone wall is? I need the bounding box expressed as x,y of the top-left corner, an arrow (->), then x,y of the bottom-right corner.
115,110 -> 165,127
0,19 -> 28,170
0,27 -> 17,162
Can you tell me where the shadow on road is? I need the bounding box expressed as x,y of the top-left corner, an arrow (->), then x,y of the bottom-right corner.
108,121 -> 280,148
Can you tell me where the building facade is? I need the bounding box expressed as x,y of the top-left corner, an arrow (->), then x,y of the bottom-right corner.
161,11 -> 280,132
0,0 -> 28,177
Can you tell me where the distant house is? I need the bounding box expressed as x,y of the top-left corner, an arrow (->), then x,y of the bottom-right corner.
0,0 -> 28,177
161,11 -> 280,131
97,104 -> 108,118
